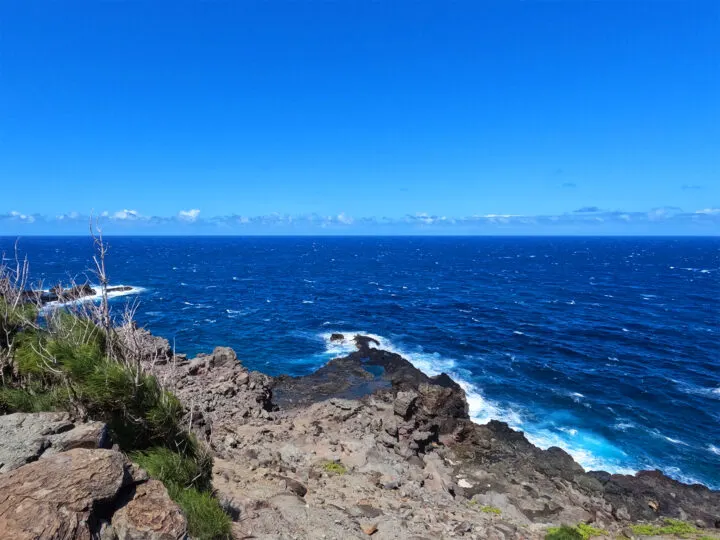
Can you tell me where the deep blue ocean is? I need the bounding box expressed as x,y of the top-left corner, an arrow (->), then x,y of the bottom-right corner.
2,236 -> 718,488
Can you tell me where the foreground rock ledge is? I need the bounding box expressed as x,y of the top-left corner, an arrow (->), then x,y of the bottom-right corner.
0,446 -> 186,540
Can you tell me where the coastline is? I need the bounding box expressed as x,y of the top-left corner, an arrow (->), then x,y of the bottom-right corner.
132,327 -> 720,538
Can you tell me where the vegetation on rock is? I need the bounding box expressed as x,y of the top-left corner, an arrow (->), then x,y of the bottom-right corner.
0,238 -> 231,539
630,518 -> 706,538
321,460 -> 348,475
545,523 -> 608,540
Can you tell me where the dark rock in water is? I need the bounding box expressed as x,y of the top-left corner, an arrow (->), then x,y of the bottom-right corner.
329,333 -> 345,342
49,283 -> 97,301
272,334 -> 468,427
16,284 -> 131,307
107,285 -> 133,293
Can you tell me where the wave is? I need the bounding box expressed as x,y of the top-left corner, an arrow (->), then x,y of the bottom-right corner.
676,382 -> 720,400
41,284 -> 144,309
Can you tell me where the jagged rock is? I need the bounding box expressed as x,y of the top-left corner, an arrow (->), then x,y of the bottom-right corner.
117,323 -> 173,364
111,479 -> 187,540
0,448 -> 128,539
204,346 -> 238,369
589,469 -> 720,524
0,412 -> 108,473
329,333 -> 345,342
393,391 -> 418,419
140,346 -> 273,442
0,448 -> 186,540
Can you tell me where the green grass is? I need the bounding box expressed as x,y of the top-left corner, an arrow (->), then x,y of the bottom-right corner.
546,523 -> 608,540
480,505 -> 502,515
321,460 -> 347,475
630,518 -> 699,538
132,446 -> 230,539
5,315 -> 189,451
172,487 -> 232,539
0,304 -> 232,539
0,386 -> 64,413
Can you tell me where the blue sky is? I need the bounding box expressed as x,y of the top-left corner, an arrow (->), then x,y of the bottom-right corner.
1,2 -> 718,235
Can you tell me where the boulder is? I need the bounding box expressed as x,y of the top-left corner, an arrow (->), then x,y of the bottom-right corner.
0,448 -> 187,540
0,448 -> 128,539
0,412 -> 108,473
111,479 -> 187,540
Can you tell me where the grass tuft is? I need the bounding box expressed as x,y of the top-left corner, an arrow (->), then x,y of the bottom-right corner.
630,518 -> 699,538
546,523 -> 608,540
480,505 -> 502,515
321,460 -> 347,475
172,487 -> 232,540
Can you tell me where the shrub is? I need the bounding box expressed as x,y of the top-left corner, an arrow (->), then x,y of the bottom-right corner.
321,460 -> 347,475
546,523 -> 607,540
546,526 -> 584,540
0,386 -> 63,413
5,312 -> 188,451
630,518 -> 698,538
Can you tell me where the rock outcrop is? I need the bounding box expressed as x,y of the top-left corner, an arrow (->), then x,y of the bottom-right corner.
0,446 -> 186,540
0,412 -> 109,473
142,346 -> 273,442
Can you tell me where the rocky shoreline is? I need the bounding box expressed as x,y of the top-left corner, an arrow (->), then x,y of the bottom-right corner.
135,330 -> 720,538
1,329 -> 718,539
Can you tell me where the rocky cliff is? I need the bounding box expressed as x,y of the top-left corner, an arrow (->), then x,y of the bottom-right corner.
140,332 -> 720,539
1,331 -> 718,539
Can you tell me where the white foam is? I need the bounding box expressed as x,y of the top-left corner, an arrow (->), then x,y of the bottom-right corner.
708,445 -> 720,456
524,428 -> 636,475
513,330 -> 525,335
41,284 -> 144,309
302,300 -> 314,304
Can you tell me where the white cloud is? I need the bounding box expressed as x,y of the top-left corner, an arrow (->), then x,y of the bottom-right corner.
178,209 -> 201,222
10,211 -> 35,223
336,212 -> 353,225
695,208 -> 720,215
113,209 -> 140,220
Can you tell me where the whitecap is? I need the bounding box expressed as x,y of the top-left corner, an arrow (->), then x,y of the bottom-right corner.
302,300 -> 314,304
513,330 -> 525,335
41,284 -> 145,309
708,445 -> 720,456
613,422 -> 635,432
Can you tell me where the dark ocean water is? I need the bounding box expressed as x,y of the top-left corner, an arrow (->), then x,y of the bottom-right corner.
2,236 -> 719,488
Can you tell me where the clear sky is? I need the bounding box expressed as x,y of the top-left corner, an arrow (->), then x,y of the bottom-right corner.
1,1 -> 718,235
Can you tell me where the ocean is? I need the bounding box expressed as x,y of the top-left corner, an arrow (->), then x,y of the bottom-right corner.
2,235 -> 718,488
